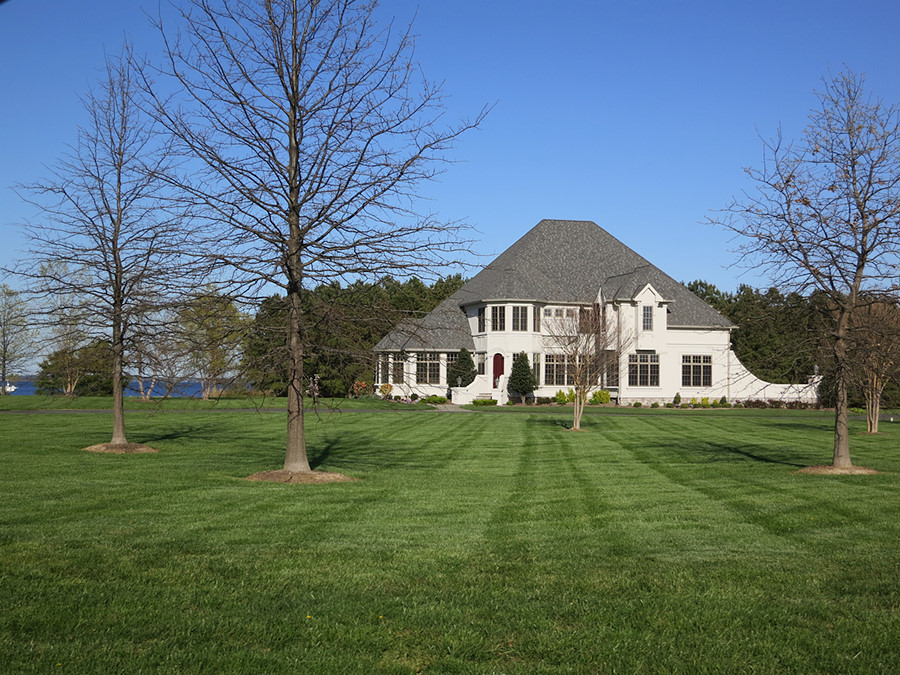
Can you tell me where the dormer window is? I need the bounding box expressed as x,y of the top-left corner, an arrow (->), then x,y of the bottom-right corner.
642,305 -> 653,331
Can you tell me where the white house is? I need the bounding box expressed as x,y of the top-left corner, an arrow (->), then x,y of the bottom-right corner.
374,219 -> 818,405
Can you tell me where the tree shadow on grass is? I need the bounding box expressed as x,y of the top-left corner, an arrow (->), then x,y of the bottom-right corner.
137,424 -> 218,445
637,439 -> 809,468
308,437 -> 338,470
561,415 -> 813,468
306,433 -> 452,473
706,443 -> 808,467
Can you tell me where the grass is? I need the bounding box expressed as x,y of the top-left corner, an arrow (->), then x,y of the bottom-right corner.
0,394 -> 432,412
1,402 -> 898,672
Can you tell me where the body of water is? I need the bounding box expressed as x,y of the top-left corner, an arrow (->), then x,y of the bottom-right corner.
3,380 -> 205,398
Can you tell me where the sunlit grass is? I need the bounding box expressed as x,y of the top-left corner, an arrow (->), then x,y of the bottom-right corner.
1,406 -> 897,672
0,394 -> 431,411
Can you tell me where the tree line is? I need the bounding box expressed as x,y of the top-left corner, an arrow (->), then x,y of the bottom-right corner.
8,275 -> 463,400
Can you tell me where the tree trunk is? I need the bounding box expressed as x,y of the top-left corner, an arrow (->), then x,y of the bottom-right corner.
830,305 -> 854,468
864,373 -> 881,434
572,389 -> 584,430
284,284 -> 310,472
831,363 -> 853,469
865,394 -> 880,434
111,319 -> 127,445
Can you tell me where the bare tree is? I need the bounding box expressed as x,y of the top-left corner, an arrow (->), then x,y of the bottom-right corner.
13,51 -> 195,448
130,306 -> 191,399
144,0 -> 486,473
545,304 -> 627,431
847,300 -> 900,434
176,290 -> 244,399
130,310 -> 163,400
34,265 -> 93,397
0,284 -> 34,393
715,70 -> 900,469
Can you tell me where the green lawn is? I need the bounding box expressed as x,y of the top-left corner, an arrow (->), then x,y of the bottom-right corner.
0,394 -> 431,411
1,404 -> 898,672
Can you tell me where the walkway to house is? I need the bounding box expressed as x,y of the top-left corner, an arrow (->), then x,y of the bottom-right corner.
434,402 -> 473,413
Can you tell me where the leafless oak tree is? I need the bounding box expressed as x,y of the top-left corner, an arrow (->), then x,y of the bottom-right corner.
145,0 -> 486,473
13,52 -> 196,447
715,71 -> 900,469
544,304 -> 627,431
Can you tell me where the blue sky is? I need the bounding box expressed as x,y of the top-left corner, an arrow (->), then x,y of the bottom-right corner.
2,0 -> 899,292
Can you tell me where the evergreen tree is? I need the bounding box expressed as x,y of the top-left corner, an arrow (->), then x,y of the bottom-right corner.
507,352 -> 537,401
447,348 -> 477,387
242,295 -> 290,396
36,339 -> 118,396
239,277 -> 466,398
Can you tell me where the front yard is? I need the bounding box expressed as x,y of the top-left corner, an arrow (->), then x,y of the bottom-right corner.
1,403 -> 897,672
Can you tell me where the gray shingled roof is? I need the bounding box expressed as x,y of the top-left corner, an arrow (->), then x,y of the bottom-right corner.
375,219 -> 731,351
373,297 -> 476,351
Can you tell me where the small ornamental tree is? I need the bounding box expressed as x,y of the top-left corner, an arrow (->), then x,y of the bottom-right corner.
847,300 -> 900,433
545,304 -> 631,430
447,348 -> 477,387
508,352 -> 537,401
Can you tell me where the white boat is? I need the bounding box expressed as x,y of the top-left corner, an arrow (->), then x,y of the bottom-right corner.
2,382 -> 16,394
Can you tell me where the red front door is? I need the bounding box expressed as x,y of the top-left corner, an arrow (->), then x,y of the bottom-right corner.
492,353 -> 505,388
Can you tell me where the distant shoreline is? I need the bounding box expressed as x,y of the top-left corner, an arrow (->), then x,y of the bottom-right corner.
3,380 -> 207,398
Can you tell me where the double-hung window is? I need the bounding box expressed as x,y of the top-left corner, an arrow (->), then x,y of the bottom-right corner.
392,355 -> 405,384
416,352 -> 440,385
512,306 -> 528,331
491,306 -> 506,331
545,354 -> 568,386
376,355 -> 389,383
682,355 -> 712,387
477,307 -> 486,333
642,305 -> 654,332
628,353 -> 659,387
